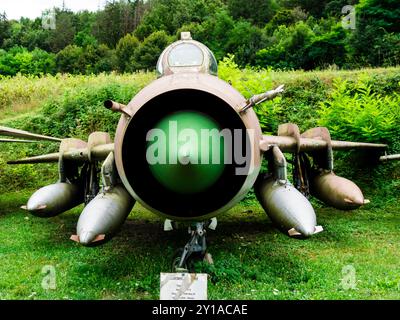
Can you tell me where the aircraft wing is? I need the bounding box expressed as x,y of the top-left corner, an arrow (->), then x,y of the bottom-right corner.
7,143 -> 115,164
0,139 -> 38,143
260,135 -> 387,153
0,126 -> 62,142
8,135 -> 386,165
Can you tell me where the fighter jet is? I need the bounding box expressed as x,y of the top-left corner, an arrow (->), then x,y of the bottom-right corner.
4,32 -> 388,271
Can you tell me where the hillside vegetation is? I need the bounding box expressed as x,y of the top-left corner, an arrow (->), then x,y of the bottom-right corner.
1,64 -> 399,199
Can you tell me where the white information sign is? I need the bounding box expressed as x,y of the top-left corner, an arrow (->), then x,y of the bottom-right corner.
160,273 -> 208,300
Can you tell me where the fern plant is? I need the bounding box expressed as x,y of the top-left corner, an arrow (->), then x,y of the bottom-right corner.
318,78 -> 400,146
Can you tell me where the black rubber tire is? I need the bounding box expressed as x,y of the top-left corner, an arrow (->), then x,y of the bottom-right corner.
171,249 -> 204,273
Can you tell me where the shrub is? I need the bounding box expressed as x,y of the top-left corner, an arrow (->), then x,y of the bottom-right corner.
130,31 -> 172,71
116,34 -> 140,73
318,78 -> 400,148
56,45 -> 84,74
256,22 -> 314,70
0,46 -> 56,76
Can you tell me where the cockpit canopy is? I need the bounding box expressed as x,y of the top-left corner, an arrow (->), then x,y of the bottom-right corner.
156,32 -> 218,77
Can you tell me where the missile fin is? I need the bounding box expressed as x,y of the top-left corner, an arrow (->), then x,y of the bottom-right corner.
204,253 -> 214,265
71,234 -> 105,244
93,234 -> 106,243
164,219 -> 174,231
314,226 -> 324,234
209,218 -> 218,230
288,228 -> 302,237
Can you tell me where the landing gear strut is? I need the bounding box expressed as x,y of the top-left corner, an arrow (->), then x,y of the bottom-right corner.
171,221 -> 214,272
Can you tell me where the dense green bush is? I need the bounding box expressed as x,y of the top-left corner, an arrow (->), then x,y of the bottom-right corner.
56,44 -> 116,75
55,45 -> 84,74
74,31 -> 98,47
256,20 -> 349,70
219,56 -> 400,148
0,46 -> 56,76
116,34 -> 140,73
130,31 -> 173,71
256,22 -> 314,70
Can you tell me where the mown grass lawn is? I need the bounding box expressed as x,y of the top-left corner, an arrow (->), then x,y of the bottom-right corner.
0,190 -> 399,300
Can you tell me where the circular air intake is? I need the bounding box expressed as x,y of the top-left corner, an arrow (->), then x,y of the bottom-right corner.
120,89 -> 252,220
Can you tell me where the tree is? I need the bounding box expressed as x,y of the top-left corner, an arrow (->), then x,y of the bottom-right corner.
116,33 -> 139,72
324,0 -> 359,18
227,0 -> 279,25
130,30 -> 172,71
179,10 -> 236,61
349,0 -> 400,66
47,9 -> 77,52
256,21 -> 314,70
265,7 -> 308,35
226,21 -> 264,66
0,12 -> 11,48
280,0 -> 332,18
134,0 -> 224,40
74,31 -> 98,47
30,48 -> 57,75
56,45 -> 84,74
93,0 -> 139,48
93,44 -> 117,73
305,25 -> 347,69
0,46 -> 25,75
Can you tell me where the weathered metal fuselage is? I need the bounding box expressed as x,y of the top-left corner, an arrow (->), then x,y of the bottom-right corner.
114,72 -> 263,221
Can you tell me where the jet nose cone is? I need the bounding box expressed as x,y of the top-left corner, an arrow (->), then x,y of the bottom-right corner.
344,193 -> 365,206
79,231 -> 96,245
26,201 -> 47,211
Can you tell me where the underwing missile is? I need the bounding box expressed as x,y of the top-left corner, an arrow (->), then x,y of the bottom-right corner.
22,182 -> 83,217
256,177 -> 322,237
71,185 -> 135,246
310,171 -> 367,210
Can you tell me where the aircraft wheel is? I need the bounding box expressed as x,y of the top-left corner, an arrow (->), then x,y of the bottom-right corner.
171,249 -> 204,273
171,249 -> 189,273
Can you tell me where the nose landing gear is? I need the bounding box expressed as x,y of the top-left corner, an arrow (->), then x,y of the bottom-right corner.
171,220 -> 215,272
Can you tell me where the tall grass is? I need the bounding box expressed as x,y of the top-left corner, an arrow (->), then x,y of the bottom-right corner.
0,72 -> 155,120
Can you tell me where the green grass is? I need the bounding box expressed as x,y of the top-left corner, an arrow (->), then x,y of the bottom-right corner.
0,190 -> 399,300
0,67 -> 399,300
